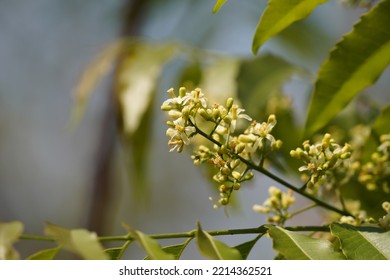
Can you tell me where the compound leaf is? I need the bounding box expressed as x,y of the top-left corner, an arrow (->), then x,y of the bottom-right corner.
304,0 -> 390,138
252,0 -> 328,54
267,225 -> 345,259
330,224 -> 390,260
196,222 -> 242,260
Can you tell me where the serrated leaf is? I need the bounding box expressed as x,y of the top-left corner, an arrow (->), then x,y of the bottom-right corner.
234,234 -> 263,259
267,225 -> 345,260
252,0 -> 328,54
44,223 -> 108,260
131,230 -> 175,260
117,42 -> 175,135
196,222 -> 242,260
0,221 -> 23,260
304,0 -> 390,138
213,0 -> 228,14
27,247 -> 61,260
330,224 -> 390,260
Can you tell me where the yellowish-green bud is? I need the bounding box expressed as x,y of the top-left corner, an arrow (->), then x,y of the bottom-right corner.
168,110 -> 182,119
235,143 -> 246,154
220,166 -> 231,176
161,104 -> 172,111
199,108 -> 210,120
268,186 -> 281,197
244,172 -> 254,181
167,88 -> 176,98
226,97 -> 234,110
238,134 -> 257,143
179,87 -> 186,98
267,114 -> 276,124
233,183 -> 241,190
232,171 -> 241,180
322,133 -> 332,148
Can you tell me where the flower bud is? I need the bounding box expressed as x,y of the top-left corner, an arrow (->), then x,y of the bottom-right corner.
161,104 -> 173,111
244,172 -> 254,181
232,171 -> 241,180
179,87 -> 186,97
167,88 -> 176,98
233,183 -> 241,190
226,97 -> 234,110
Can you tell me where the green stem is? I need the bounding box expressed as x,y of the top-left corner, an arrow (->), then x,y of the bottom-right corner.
191,122 -> 352,217
19,225 -> 330,243
288,203 -> 317,219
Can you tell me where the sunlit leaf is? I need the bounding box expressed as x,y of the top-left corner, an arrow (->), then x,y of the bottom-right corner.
330,224 -> 390,260
145,239 -> 191,260
70,40 -> 123,126
304,0 -> 390,138
252,0 -> 328,54
200,58 -> 240,103
131,230 -> 174,260
27,247 -> 61,260
234,234 -> 263,259
70,229 -> 108,260
213,0 -> 228,14
196,222 -> 242,260
116,42 -> 175,135
44,223 -> 108,260
267,225 -> 345,259
0,221 -> 23,260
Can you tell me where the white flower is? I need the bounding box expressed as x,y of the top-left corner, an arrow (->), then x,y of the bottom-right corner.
183,88 -> 208,108
166,118 -> 196,152
228,105 -> 252,132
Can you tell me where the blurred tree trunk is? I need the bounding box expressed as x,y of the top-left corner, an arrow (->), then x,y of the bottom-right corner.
87,0 -> 148,234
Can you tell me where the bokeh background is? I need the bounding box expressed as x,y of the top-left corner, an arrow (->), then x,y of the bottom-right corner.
1,0 -> 388,259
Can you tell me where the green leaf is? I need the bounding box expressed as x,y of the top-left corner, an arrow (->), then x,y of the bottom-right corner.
234,234 -> 264,259
330,224 -> 390,260
70,40 -> 123,126
27,247 -> 61,260
200,58 -> 240,103
338,224 -> 390,259
196,222 -> 242,260
117,42 -> 175,135
362,104 -> 390,162
267,225 -> 345,259
145,239 -> 191,260
213,0 -> 228,14
304,0 -> 390,138
237,54 -> 301,118
44,223 -> 108,260
70,229 -> 108,260
0,221 -> 23,260
131,230 -> 175,260
105,247 -> 124,260
252,0 -> 328,54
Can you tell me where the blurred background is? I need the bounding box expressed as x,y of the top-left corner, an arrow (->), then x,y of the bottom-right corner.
1,0 -> 388,259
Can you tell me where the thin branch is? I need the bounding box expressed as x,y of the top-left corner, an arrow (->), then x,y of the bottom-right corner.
191,121 -> 352,217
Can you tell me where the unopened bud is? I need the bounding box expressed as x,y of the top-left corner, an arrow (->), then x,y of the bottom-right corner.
179,87 -> 186,97
226,97 -> 234,110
